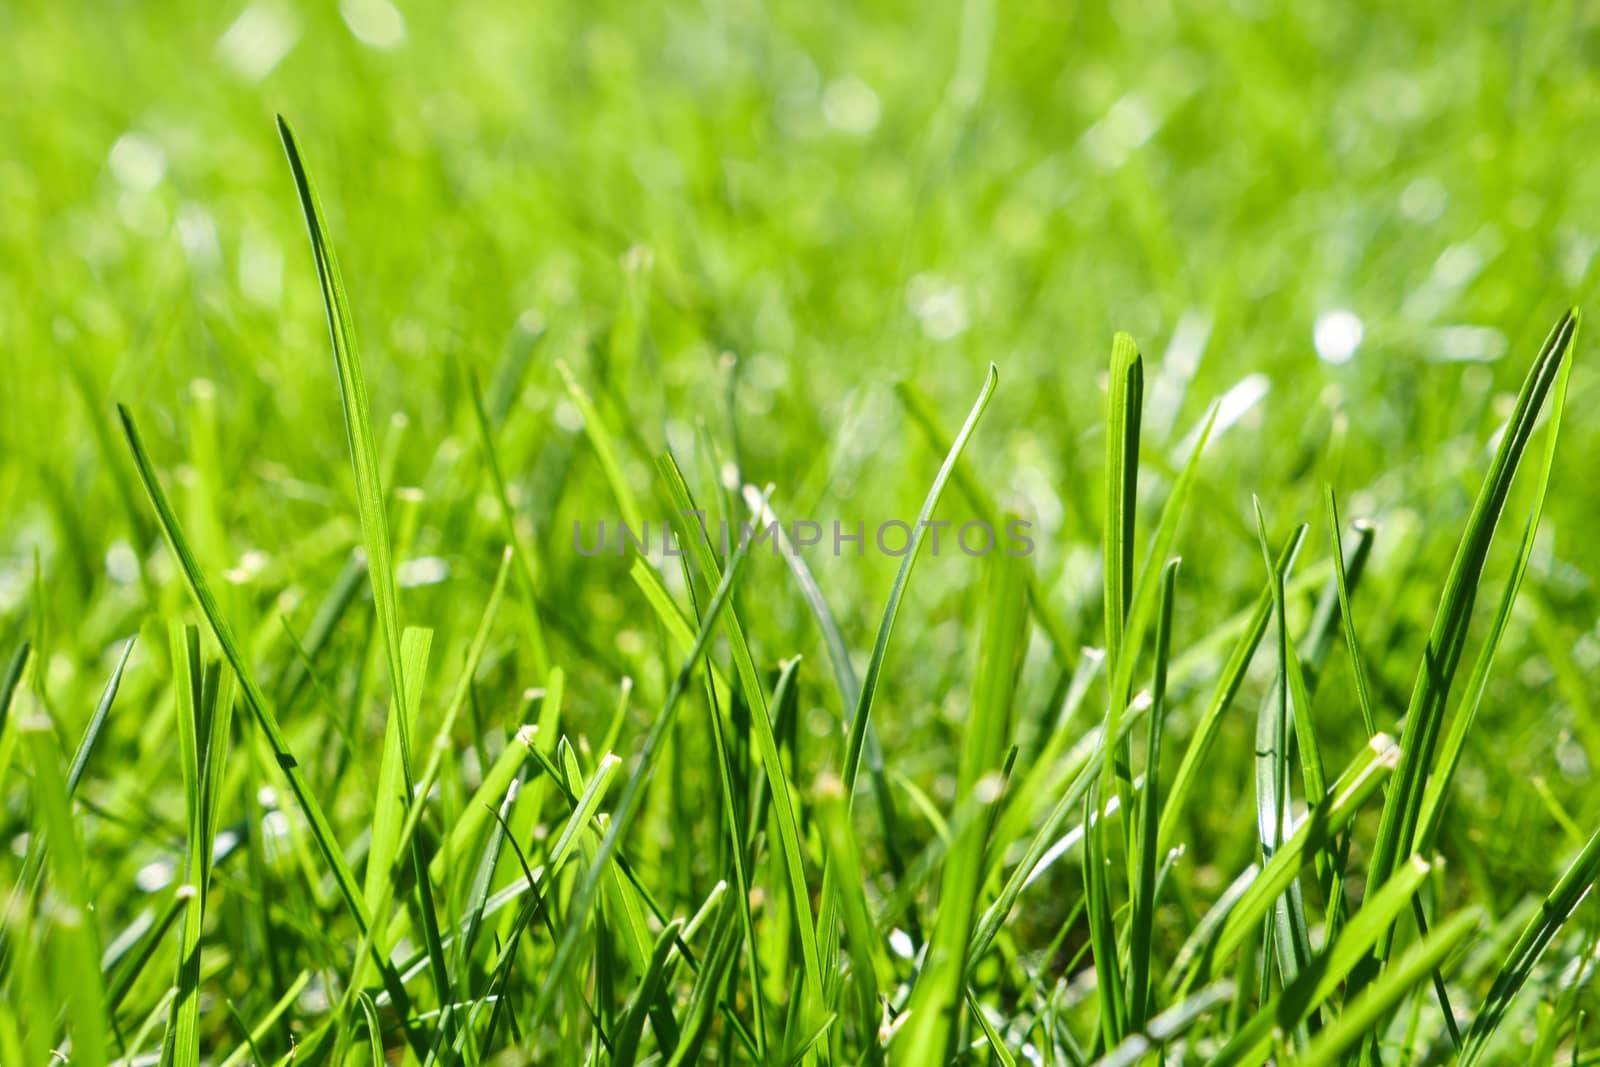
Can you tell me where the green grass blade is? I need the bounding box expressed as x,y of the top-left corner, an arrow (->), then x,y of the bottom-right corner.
1085,784 -> 1128,1046
1250,507 -> 1315,1000
741,485 -> 913,897
276,116 -> 412,738
1206,856 -> 1432,1067
1129,558 -> 1180,1029
1096,980 -> 1236,1067
1296,907 -> 1480,1067
612,918 -> 685,1066
118,406 -> 372,925
1365,309 -> 1579,960
468,371 -> 551,679
162,623 -> 204,1067
559,360 -> 645,531
894,379 -> 1076,666
534,495 -> 766,1023
899,546 -> 1028,1063
1196,733 -> 1399,985
816,773 -> 888,1059
67,636 -> 134,793
656,456 -> 825,1015
1100,333 -> 1144,815
21,689 -> 110,1067
1159,528 -> 1306,854
1415,331 -> 1574,853
1460,825 -> 1600,1066
1324,490 -> 1378,739
1109,403 -> 1217,729
120,403 -> 440,1060
839,362 -> 997,798
364,626 -> 431,931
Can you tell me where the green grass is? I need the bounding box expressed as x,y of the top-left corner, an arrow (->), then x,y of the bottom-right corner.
6,1 -> 1600,1063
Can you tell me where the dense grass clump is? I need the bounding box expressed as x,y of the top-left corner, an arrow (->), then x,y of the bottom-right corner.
7,2 -> 1600,1064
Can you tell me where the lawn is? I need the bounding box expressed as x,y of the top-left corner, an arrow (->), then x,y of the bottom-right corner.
3,0 -> 1599,1063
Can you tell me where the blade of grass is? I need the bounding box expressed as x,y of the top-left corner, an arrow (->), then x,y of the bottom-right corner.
1100,332 -> 1143,813
898,546 -> 1028,1064
276,115 -> 412,736
1159,528 -> 1307,854
612,918 -> 686,1066
820,363 -> 997,1014
1095,980 -> 1236,1067
558,360 -> 645,532
162,624 -> 205,1067
1460,825 -> 1600,1066
534,491 -> 769,1024
1129,559 -> 1180,1029
362,626 -> 430,949
1324,490 -> 1378,739
20,687 -> 110,1067
468,371 -> 551,679
1205,856 -> 1433,1067
638,547 -> 768,1056
1297,907 -> 1480,1067
1250,508 -> 1315,1008
656,455 -> 826,1022
1364,309 -> 1578,965
279,116 -> 457,1034
740,484 -> 913,909
1085,783 -> 1128,1046
1188,732 -> 1399,988
1415,324 -> 1573,852
816,773 -> 888,1063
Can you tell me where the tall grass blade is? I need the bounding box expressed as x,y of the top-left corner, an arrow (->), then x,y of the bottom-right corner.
657,457 -> 825,1014
1297,907 -> 1480,1067
1129,559 -> 1180,1029
1206,856 -> 1432,1067
898,546 -> 1028,1063
535,493 -> 768,1023
277,116 -> 413,739
1364,310 -> 1578,963
1460,825 -> 1600,1066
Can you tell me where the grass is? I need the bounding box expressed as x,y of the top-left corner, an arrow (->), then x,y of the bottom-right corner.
6,1 -> 1600,1063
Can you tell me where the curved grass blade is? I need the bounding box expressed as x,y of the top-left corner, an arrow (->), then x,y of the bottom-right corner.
277,116 -> 412,742
819,363 -> 996,1013
1415,331 -> 1573,852
1297,907 -> 1480,1067
741,484 -> 913,900
612,918 -> 685,1066
1460,825 -> 1600,1066
1365,310 -> 1579,963
119,409 -> 373,932
1187,733 -> 1398,988
840,363 -> 998,796
1100,334 -> 1143,817
1325,490 -> 1378,738
1205,856 -> 1432,1067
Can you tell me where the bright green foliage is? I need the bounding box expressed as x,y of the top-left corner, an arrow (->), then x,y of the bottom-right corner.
5,4 -> 1600,1064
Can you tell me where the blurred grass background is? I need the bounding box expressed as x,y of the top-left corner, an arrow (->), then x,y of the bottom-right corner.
4,0 -> 1600,988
